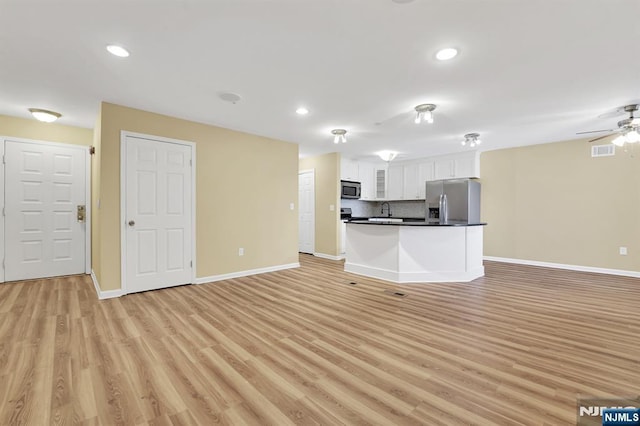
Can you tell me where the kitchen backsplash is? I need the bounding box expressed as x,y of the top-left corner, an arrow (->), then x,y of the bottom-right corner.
340,199 -> 375,217
340,199 -> 425,218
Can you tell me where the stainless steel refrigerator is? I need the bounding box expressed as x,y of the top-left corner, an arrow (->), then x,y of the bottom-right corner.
425,179 -> 481,223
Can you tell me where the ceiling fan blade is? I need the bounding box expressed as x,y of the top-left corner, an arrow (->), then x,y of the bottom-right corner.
576,129 -> 614,135
588,133 -> 615,143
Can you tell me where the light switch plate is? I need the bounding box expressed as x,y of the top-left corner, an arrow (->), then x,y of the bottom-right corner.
329,204 -> 335,211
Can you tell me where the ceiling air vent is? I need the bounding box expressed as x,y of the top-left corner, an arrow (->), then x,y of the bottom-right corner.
591,144 -> 615,158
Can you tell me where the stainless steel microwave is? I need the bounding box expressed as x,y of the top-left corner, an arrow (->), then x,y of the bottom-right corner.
340,180 -> 361,199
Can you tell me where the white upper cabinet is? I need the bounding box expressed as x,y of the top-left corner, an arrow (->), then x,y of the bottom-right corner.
386,165 -> 404,200
403,163 -> 420,199
453,155 -> 478,178
340,158 -> 359,181
434,158 -> 455,180
375,166 -> 387,199
417,161 -> 435,198
401,160 -> 436,200
433,152 -> 480,180
337,152 -> 479,202
359,162 -> 375,200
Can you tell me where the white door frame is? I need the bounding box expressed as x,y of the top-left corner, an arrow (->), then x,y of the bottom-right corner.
120,130 -> 196,295
298,168 -> 315,254
0,136 -> 91,282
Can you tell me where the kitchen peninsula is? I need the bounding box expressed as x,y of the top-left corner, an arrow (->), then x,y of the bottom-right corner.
344,220 -> 486,283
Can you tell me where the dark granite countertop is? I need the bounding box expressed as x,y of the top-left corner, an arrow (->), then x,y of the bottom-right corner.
347,219 -> 487,227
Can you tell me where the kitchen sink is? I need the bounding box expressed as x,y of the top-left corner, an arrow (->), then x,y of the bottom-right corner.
368,217 -> 403,223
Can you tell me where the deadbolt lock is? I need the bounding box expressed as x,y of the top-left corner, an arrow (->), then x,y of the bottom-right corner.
77,205 -> 86,222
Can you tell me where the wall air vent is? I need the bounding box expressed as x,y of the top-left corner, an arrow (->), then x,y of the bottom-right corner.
591,144 -> 615,157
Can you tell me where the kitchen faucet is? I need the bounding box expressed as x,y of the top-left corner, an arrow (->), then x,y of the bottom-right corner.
381,202 -> 391,217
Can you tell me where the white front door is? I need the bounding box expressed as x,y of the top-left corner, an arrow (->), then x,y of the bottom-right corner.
298,170 -> 314,254
4,140 -> 87,281
124,135 -> 193,294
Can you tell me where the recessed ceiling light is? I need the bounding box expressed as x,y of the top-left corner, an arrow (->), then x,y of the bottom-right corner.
106,44 -> 130,58
28,108 -> 61,123
296,107 -> 309,115
218,92 -> 242,104
391,0 -> 415,3
436,47 -> 458,61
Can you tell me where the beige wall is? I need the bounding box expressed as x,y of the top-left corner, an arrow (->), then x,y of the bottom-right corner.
481,138 -> 640,272
0,114 -> 92,146
91,106 -> 103,280
95,102 -> 299,291
299,153 -> 340,256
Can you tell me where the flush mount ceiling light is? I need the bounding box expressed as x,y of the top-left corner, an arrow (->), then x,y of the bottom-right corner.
106,44 -> 130,57
331,129 -> 347,144
461,132 -> 482,147
296,107 -> 309,115
28,108 -> 61,123
436,47 -> 458,61
377,150 -> 398,162
414,104 -> 436,124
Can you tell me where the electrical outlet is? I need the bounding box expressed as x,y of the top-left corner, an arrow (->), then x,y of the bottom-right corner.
238,248 -> 244,256
329,204 -> 335,211
290,203 -> 294,210
619,247 -> 627,255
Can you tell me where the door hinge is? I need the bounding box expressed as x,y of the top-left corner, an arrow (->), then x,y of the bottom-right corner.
190,260 -> 193,268
2,207 -> 4,216
189,159 -> 192,166
2,155 -> 4,164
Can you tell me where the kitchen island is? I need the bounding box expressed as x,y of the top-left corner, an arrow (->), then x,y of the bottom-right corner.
344,220 -> 486,283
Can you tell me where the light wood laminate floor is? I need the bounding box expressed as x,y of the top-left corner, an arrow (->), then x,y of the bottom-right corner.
0,255 -> 639,425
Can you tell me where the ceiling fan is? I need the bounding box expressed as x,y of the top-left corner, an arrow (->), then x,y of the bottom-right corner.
577,104 -> 640,145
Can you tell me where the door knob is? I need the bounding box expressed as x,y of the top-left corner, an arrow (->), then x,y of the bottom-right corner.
128,220 -> 135,226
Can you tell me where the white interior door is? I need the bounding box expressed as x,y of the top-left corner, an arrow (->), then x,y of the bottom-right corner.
4,140 -> 86,281
298,170 -> 314,254
124,135 -> 193,293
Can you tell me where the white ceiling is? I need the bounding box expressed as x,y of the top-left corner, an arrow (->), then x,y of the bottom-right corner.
1,0 -> 639,161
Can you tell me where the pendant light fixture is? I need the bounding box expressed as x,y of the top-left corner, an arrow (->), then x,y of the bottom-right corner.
28,108 -> 62,123
414,104 -> 436,124
461,133 -> 481,147
331,129 -> 347,144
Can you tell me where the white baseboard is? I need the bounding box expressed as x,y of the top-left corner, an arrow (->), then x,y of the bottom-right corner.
313,252 -> 344,261
483,256 -> 640,278
90,270 -> 125,299
195,262 -> 300,285
344,262 -> 485,283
